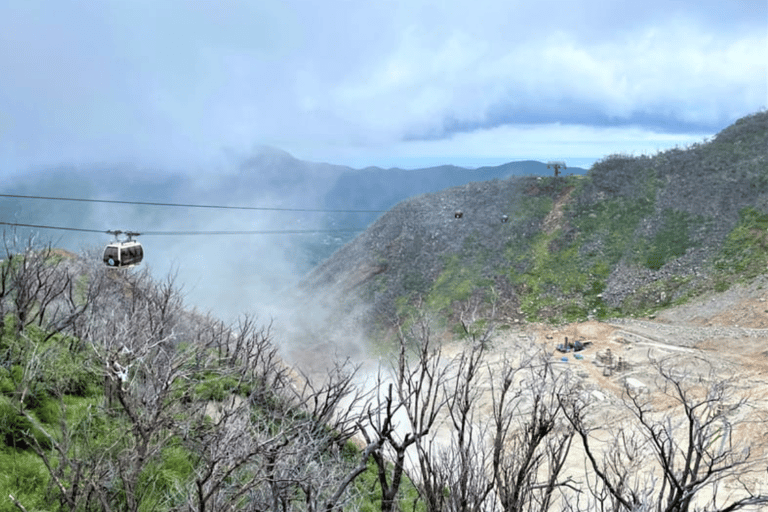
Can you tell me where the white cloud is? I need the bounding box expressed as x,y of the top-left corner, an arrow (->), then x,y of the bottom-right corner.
323,16 -> 765,146
0,0 -> 765,174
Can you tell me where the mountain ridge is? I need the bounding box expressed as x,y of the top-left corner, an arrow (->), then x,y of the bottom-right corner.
304,110 -> 768,330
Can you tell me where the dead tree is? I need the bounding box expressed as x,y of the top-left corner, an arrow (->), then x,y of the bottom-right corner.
7,258 -> 199,511
360,311 -> 450,512
0,235 -> 97,340
290,360 -> 373,512
565,356 -> 768,512
0,237 -> 392,511
173,316 -> 374,512
360,378 -> 412,512
490,353 -> 576,512
415,340 -> 495,512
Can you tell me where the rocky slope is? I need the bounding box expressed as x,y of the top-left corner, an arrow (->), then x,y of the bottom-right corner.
304,110 -> 768,330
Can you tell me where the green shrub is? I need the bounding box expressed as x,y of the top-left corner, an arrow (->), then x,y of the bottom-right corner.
36,337 -> 101,398
0,367 -> 17,395
0,399 -> 51,451
31,397 -> 60,425
193,373 -> 240,402
642,210 -> 697,270
427,255 -> 482,313
137,443 -> 194,510
353,458 -> 425,512
713,207 -> 768,281
510,230 -> 608,321
0,448 -> 50,512
65,395 -> 122,450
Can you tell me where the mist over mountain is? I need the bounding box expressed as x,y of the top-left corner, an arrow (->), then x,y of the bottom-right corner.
324,160 -> 584,213
304,110 -> 768,331
321,160 -> 585,244
1,149 -> 580,322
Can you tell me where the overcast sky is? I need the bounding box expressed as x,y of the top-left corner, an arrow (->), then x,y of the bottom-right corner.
1,0 -> 766,175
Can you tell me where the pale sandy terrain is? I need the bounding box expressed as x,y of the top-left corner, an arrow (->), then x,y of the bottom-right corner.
433,277 -> 768,508
314,277 -> 768,508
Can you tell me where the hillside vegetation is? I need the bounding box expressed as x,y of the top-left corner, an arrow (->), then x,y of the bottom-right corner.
305,110 -> 768,329
3,239 -> 766,512
2,112 -> 768,511
0,242 -> 397,512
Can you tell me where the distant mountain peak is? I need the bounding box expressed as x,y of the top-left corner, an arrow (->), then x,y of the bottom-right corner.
240,146 -> 300,170
305,109 -> 768,330
254,145 -> 296,159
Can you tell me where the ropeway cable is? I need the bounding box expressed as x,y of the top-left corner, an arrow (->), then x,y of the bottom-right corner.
0,221 -> 366,236
0,193 -> 388,214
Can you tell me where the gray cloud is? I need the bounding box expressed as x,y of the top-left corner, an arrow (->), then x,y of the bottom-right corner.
0,0 -> 765,173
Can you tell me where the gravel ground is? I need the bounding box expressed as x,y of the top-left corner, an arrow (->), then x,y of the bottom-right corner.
479,276 -> 768,505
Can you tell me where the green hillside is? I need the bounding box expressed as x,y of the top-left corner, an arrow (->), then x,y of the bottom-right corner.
305,110 -> 768,327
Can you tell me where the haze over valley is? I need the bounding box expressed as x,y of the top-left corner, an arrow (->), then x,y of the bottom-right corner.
1,0 -> 764,330
1,1 -> 767,509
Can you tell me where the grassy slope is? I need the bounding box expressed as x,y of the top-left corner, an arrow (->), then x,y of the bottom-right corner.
0,303 -> 417,511
398,111 -> 768,326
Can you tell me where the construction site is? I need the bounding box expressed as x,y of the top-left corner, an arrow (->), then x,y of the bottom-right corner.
458,275 -> 768,508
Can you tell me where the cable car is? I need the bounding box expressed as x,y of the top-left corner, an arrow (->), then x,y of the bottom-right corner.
103,231 -> 143,268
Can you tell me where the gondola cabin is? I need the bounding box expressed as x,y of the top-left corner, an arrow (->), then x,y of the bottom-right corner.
103,239 -> 143,268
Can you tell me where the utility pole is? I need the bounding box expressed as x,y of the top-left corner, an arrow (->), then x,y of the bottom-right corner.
547,161 -> 567,178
